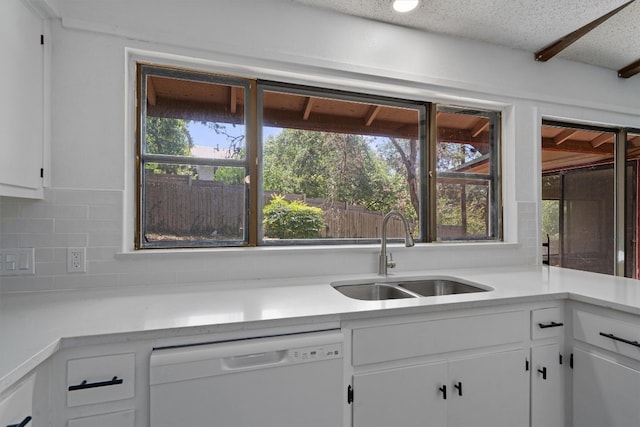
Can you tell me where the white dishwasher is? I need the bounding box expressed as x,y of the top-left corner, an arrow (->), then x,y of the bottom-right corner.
150,330 -> 344,427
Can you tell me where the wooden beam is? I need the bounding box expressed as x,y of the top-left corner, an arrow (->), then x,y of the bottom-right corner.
628,135 -> 640,147
470,118 -> 488,137
542,137 -> 613,154
618,58 -> 640,78
303,97 -> 314,120
147,76 -> 157,106
230,87 -> 237,114
553,129 -> 577,145
590,133 -> 614,148
364,105 -> 381,127
535,0 -> 636,62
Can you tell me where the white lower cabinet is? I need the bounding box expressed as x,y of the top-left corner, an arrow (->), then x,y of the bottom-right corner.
49,341 -> 152,427
0,374 -> 35,427
570,305 -> 640,427
352,349 -> 528,427
348,308 -> 529,427
572,348 -> 640,427
531,344 -> 565,427
353,361 -> 447,427
447,349 -> 528,427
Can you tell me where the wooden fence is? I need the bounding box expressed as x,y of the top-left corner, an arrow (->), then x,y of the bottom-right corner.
144,173 -> 411,239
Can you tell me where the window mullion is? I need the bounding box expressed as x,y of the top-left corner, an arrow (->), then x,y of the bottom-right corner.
248,80 -> 259,246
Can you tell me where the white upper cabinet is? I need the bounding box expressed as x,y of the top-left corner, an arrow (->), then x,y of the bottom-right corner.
0,0 -> 45,198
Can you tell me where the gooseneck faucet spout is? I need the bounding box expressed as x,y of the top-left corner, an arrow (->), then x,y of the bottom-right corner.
378,210 -> 415,276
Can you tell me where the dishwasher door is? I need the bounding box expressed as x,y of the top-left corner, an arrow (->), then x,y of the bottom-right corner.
150,330 -> 344,427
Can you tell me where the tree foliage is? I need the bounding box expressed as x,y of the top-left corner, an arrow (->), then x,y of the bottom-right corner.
263,129 -> 407,215
145,117 -> 193,174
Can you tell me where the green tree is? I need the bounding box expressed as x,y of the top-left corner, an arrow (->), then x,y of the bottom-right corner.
379,138 -> 420,220
145,117 -> 193,174
263,129 -> 403,213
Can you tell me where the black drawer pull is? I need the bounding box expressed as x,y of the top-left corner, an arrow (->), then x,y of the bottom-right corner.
68,376 -> 123,391
454,381 -> 463,396
538,366 -> 547,380
439,384 -> 447,400
599,332 -> 640,348
7,416 -> 32,427
538,321 -> 564,329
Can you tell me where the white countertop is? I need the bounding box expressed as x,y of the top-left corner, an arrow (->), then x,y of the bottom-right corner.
2,264 -> 640,393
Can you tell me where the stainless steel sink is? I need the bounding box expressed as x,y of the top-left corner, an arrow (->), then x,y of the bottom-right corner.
396,279 -> 489,297
333,283 -> 417,300
332,277 -> 491,300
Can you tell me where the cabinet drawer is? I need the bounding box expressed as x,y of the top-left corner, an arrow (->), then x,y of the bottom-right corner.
574,310 -> 640,361
68,409 -> 135,427
531,307 -> 564,340
352,310 -> 527,365
67,353 -> 135,407
0,374 -> 35,427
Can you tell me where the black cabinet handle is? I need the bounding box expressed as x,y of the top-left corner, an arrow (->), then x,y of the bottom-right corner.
538,366 -> 547,380
439,384 -> 447,400
68,376 -> 123,391
454,381 -> 463,396
7,416 -> 32,427
600,332 -> 640,348
538,321 -> 564,329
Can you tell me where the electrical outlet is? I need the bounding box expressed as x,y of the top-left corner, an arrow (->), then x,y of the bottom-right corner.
67,248 -> 86,273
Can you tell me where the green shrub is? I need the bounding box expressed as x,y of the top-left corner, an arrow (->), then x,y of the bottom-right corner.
263,195 -> 325,239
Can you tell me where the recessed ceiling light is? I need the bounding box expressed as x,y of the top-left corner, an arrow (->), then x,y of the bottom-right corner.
392,0 -> 420,13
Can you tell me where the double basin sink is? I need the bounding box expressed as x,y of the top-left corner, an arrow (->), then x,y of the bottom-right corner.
332,277 -> 491,300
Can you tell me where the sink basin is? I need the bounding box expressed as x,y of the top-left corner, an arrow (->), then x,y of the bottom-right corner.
397,279 -> 489,297
332,283 -> 417,300
332,277 -> 491,300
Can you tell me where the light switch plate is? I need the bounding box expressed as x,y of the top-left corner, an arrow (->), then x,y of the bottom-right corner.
0,248 -> 35,276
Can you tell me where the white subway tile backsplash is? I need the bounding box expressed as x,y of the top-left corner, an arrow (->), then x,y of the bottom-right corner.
55,219 -> 121,234
18,203 -> 87,219
2,219 -> 55,234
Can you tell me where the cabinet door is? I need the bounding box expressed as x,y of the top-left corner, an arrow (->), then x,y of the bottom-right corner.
531,344 -> 565,427
0,0 -> 44,198
352,361 -> 447,427
448,349 -> 528,427
573,348 -> 640,427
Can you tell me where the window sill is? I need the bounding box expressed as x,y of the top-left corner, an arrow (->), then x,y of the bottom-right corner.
116,241 -> 520,260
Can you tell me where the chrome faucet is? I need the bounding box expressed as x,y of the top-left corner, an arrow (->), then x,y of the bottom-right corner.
378,210 -> 415,276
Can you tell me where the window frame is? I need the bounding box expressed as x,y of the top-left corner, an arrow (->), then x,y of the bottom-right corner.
136,63 -> 503,249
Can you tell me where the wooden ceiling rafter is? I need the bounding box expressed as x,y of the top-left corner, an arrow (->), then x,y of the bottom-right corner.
470,118 -> 489,138
534,0 -> 636,63
302,97 -> 315,120
590,133 -> 614,148
542,137 -> 613,154
553,129 -> 577,145
628,135 -> 640,147
230,87 -> 237,114
364,105 -> 381,126
618,58 -> 640,78
147,78 -> 157,106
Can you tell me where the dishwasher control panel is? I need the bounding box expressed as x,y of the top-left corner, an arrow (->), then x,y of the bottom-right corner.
290,343 -> 342,363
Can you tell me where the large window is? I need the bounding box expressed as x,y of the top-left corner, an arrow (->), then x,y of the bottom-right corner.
137,64 -> 501,248
541,121 -> 640,278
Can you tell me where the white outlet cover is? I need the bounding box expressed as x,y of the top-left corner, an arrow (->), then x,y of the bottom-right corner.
67,247 -> 86,273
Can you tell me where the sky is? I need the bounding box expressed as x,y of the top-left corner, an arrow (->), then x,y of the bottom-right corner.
187,121 -> 282,149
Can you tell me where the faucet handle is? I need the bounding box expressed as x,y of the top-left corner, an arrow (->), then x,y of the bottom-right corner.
387,253 -> 396,269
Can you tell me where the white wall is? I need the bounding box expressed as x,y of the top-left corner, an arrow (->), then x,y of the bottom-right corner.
1,0 -> 639,292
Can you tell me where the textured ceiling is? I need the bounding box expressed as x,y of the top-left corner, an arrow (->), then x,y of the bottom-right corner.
292,0 -> 640,71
